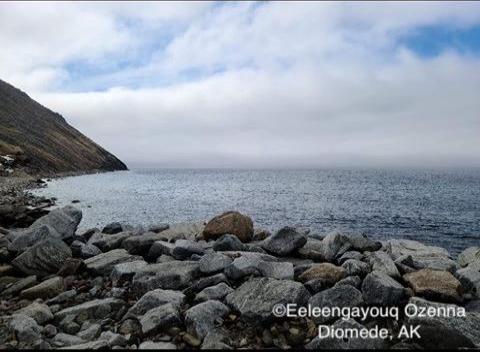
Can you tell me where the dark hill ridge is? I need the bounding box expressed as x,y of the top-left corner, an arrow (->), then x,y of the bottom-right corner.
0,79 -> 127,175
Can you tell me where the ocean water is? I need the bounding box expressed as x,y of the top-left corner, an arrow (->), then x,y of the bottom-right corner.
33,168 -> 480,256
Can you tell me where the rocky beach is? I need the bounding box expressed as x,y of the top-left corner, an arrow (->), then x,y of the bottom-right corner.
0,205 -> 479,350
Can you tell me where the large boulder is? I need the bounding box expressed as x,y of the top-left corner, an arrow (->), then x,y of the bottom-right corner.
203,211 -> 253,243
395,253 -> 459,273
8,314 -> 42,343
458,247 -> 480,268
225,277 -> 310,321
362,271 -> 408,306
298,263 -> 346,285
403,269 -> 462,303
185,300 -> 230,340
318,231 -> 352,262
261,227 -> 307,256
198,252 -> 233,274
84,249 -> 142,275
11,238 -> 72,277
20,276 -> 64,299
365,251 -> 400,278
385,239 -> 450,261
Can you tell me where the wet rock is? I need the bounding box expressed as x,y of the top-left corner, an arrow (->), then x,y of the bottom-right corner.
458,247 -> 480,268
84,249 -> 142,275
309,285 -> 364,324
298,263 -> 346,285
341,259 -> 371,277
87,231 -> 131,252
140,303 -> 181,335
404,269 -> 462,303
110,260 -> 148,286
172,239 -> 205,260
102,222 -> 123,234
185,300 -> 230,340
132,261 -> 200,295
203,211 -> 253,242
15,302 -> 53,324
124,289 -> 186,319
261,227 -> 307,256
306,318 -> 388,349
362,271 -> 408,306
365,251 -> 400,278
12,238 -> 72,277
225,277 -> 310,321
199,252 -> 233,274
2,275 -> 37,297
8,314 -> 42,343
54,298 -> 125,321
139,341 -> 177,349
195,282 -> 234,303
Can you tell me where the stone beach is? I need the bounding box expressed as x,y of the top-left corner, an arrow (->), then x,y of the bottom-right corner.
0,207 -> 479,349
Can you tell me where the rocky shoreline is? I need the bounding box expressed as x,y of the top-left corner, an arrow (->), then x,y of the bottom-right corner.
0,208 -> 479,350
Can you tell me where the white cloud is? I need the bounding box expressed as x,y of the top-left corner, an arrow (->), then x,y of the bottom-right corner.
2,1 -> 480,167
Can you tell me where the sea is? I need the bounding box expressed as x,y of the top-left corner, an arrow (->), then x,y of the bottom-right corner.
32,168 -> 480,256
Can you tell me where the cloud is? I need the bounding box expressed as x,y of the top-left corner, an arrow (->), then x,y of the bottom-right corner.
2,1 -> 480,167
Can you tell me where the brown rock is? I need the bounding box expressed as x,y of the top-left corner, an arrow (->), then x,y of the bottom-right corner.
203,211 -> 253,243
404,269 -> 462,303
298,263 -> 346,285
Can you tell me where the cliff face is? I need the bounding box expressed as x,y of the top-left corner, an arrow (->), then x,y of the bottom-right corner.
0,79 -> 127,175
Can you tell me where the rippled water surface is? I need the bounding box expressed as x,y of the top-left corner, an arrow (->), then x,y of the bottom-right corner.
33,168 -> 480,255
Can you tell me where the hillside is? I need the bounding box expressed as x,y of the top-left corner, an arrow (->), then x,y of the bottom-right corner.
0,79 -> 127,175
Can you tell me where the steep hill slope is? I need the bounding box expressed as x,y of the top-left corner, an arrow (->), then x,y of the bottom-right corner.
0,79 -> 127,175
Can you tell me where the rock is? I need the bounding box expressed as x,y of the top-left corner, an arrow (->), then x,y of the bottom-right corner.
98,331 -> 127,347
253,229 -> 271,242
304,278 -> 327,293
223,252 -> 292,280
309,285 -> 364,324
124,289 -> 186,319
185,300 -> 230,340
319,231 -> 352,262
341,259 -> 371,277
57,258 -> 85,277
87,231 -> 131,252
140,303 -> 181,335
2,275 -> 37,297
172,239 -> 205,260
8,225 -> 60,252
132,261 -> 200,295
203,211 -> 253,242
148,241 -> 176,260
122,231 -> 166,255
297,238 -> 325,261
337,251 -> 364,265
182,333 -> 201,347
11,238 -> 72,277
458,247 -> 480,268
225,277 -> 310,321
15,302 -> 53,324
212,234 -> 248,252
199,252 -> 233,274
52,333 -> 85,347
260,261 -> 294,280
261,227 -> 307,256
185,273 -> 229,296
362,271 -> 408,306
42,324 -> 57,338
59,315 -> 80,334
298,263 -> 346,285
84,249 -> 142,275
147,223 -> 170,233
195,283 -> 234,303
395,253 -> 459,273
59,340 -> 109,349
306,318 -> 388,349
406,297 -> 480,347
385,239 -> 450,261
365,251 -> 400,278
455,266 -> 480,297
71,241 -> 101,259
8,314 -> 42,343
347,234 -> 382,252
139,341 -> 177,349
102,222 -> 123,234
335,275 -> 362,289
404,269 -> 462,303
77,323 -> 101,341
155,222 -> 205,242
54,298 -> 125,321
110,260 -> 148,286
46,289 -> 77,305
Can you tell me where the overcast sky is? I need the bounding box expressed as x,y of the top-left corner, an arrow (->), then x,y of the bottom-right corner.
1,1 -> 480,168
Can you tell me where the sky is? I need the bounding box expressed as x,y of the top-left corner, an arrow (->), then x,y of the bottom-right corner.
1,1 -> 480,168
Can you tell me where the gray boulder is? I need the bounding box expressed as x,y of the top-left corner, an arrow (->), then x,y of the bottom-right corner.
54,298 -> 125,321
365,251 -> 400,278
309,285 -> 364,324
261,227 -> 307,256
52,333 -> 85,347
87,231 -> 131,252
396,253 -> 459,273
347,234 -> 382,252
20,276 -> 64,300
110,260 -> 148,286
385,239 -> 450,261
199,252 -> 233,274
1,275 -> 37,297
71,241 -> 101,259
337,251 -> 364,265
225,277 -> 310,321
12,238 -> 72,277
335,275 -> 362,289
15,302 -> 53,324
102,222 -> 123,234
213,234 -> 248,252
148,241 -> 176,260
8,314 -> 42,343
319,231 -> 352,262
362,271 -> 408,306
341,259 -> 371,277
458,247 -> 480,268
140,303 -> 181,335
185,300 -> 230,339
456,266 -> 480,297
297,238 -> 325,261
122,231 -> 165,255
172,239 -> 205,260
84,249 -> 142,275
124,289 -> 185,318
195,282 -> 234,303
